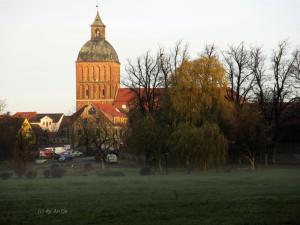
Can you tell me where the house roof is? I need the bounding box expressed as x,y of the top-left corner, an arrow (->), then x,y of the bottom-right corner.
13,112 -> 37,120
114,88 -> 165,108
93,103 -> 126,118
59,116 -> 72,129
30,113 -> 64,123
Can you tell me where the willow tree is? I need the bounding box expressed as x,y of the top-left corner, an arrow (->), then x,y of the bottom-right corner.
168,52 -> 230,170
198,122 -> 227,170
170,122 -> 227,171
170,53 -> 233,126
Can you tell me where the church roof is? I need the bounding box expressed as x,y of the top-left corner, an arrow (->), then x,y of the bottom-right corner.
77,10 -> 119,63
77,39 -> 119,63
91,11 -> 105,27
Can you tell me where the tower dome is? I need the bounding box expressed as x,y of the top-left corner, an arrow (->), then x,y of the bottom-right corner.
77,11 -> 119,63
77,39 -> 119,62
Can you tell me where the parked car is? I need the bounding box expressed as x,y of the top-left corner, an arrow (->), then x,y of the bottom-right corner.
63,150 -> 83,157
58,155 -> 73,162
106,153 -> 118,164
35,158 -> 47,164
71,151 -> 83,157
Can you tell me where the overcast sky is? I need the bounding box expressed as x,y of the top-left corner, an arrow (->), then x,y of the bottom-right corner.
0,0 -> 299,114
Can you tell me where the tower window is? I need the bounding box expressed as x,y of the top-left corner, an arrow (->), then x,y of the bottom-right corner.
85,87 -> 89,98
95,29 -> 100,38
102,89 -> 105,97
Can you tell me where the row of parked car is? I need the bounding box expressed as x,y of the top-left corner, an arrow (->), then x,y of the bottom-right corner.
36,148 -> 83,164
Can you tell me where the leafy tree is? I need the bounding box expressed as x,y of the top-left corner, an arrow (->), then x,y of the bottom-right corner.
170,53 -> 232,126
126,115 -> 167,170
14,120 -> 36,177
169,123 -> 200,172
197,122 -> 228,170
170,122 -> 227,171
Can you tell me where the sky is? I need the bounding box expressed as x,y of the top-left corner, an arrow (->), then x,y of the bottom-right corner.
0,0 -> 299,114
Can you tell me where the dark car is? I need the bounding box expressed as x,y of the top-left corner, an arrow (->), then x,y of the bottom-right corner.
58,155 -> 73,162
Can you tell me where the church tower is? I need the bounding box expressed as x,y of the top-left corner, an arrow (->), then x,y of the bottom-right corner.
76,8 -> 120,110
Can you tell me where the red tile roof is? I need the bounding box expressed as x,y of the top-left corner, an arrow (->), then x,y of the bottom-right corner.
114,88 -> 165,109
114,88 -> 136,108
93,103 -> 126,117
13,112 -> 37,120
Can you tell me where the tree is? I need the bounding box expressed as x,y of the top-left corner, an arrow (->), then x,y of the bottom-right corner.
0,99 -> 6,115
158,41 -> 189,90
169,122 -> 227,172
169,123 -> 200,172
223,43 -> 253,106
126,115 -> 167,170
123,42 -> 189,173
123,51 -> 163,115
292,50 -> 300,89
170,52 -> 231,125
197,122 -> 228,170
75,108 -> 117,170
233,105 -> 268,170
14,119 -> 36,177
268,40 -> 299,162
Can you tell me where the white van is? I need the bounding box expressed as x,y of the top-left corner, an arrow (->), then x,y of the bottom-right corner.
106,154 -> 118,164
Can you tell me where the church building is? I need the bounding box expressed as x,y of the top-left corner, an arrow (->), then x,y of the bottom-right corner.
76,9 -> 121,110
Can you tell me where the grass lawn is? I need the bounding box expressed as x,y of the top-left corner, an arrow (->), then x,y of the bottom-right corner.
0,168 -> 300,225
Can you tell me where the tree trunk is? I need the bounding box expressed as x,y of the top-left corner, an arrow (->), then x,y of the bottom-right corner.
249,157 -> 256,170
100,157 -> 106,170
158,157 -> 162,173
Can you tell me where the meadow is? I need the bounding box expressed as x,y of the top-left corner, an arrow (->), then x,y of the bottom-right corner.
0,167 -> 299,225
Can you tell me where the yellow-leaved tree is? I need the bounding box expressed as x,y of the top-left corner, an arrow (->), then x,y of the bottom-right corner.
170,54 -> 233,125
169,48 -> 233,170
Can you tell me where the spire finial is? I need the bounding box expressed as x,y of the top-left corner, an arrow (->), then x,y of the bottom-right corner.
96,0 -> 99,11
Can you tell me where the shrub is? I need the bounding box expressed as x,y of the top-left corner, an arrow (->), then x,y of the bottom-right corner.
140,167 -> 151,176
43,169 -> 51,178
0,172 -> 13,180
84,163 -> 93,171
50,167 -> 65,178
26,170 -> 37,179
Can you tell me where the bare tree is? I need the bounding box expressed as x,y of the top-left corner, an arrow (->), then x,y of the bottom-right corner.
269,41 -> 299,162
76,114 -> 116,170
248,47 -> 268,113
123,51 -> 163,115
291,50 -> 300,89
158,41 -> 189,89
123,41 -> 189,115
201,44 -> 218,58
0,99 -> 6,114
223,43 -> 254,106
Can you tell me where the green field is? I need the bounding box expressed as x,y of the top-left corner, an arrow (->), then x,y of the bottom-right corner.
0,168 -> 300,225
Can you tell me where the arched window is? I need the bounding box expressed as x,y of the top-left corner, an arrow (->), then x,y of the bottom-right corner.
85,86 -> 89,98
95,29 -> 100,38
